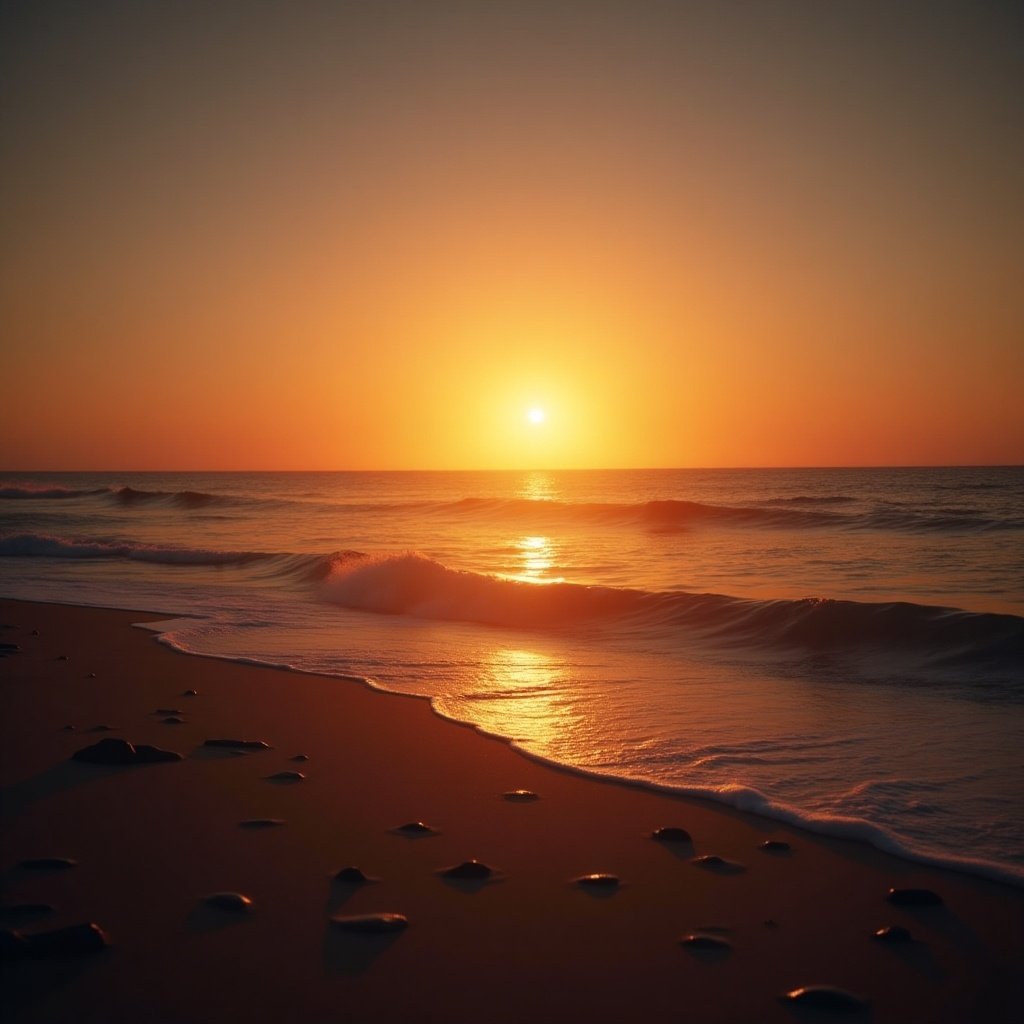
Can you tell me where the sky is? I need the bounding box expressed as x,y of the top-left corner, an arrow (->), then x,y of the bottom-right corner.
2,0 -> 1022,470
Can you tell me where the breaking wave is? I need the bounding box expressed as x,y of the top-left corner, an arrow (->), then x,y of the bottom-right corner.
319,552 -> 1024,681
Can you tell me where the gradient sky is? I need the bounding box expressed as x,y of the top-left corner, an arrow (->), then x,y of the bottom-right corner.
3,0 -> 1022,469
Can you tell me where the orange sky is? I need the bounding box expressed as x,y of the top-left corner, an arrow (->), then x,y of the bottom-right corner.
2,1 -> 1022,469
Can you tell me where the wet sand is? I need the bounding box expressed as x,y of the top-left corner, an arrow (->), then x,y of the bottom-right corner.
1,598 -> 1022,1023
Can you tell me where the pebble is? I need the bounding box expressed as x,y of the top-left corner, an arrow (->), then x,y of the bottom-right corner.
886,887 -> 943,907
88,724 -> 115,732
155,708 -> 183,716
289,754 -> 310,762
62,724 -> 76,731
162,716 -> 185,725
238,818 -> 286,829
57,654 -> 70,661
266,770 -> 304,782
334,866 -> 373,883
872,925 -> 913,943
72,738 -> 182,765
652,826 -> 692,842
86,672 -> 97,679
692,854 -> 745,872
440,860 -> 495,880
574,873 -> 620,889
759,839 -> 791,852
203,892 -> 253,912
392,821 -> 437,836
182,689 -> 199,696
502,789 -> 539,802
330,913 -> 408,934
780,986 -> 868,1012
205,738 -> 270,750
680,934 -> 731,951
1,922 -> 109,959
19,857 -> 78,870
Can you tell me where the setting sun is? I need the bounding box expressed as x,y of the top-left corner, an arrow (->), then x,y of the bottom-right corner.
527,407 -> 546,425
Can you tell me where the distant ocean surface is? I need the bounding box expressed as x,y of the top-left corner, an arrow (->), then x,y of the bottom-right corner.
2,467 -> 1022,884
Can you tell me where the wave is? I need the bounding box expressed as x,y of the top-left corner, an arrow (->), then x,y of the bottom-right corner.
431,495 -> 1021,534
0,485 -> 108,500
110,485 -> 233,509
0,483 -> 240,509
0,532 -> 277,567
320,552 -> 1024,680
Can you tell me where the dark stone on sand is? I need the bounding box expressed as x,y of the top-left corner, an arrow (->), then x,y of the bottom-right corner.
19,857 -> 78,870
89,724 -> 114,732
393,821 -> 437,836
86,672 -> 96,678
238,818 -> 286,829
72,738 -> 182,765
0,642 -> 21,654
334,866 -> 373,883
330,912 -> 408,934
290,754 -> 310,762
873,925 -> 913,943
6,922 -> 109,959
57,654 -> 69,661
760,839 -> 791,852
203,892 -> 253,912
680,933 -> 731,951
155,708 -> 183,715
440,860 -> 495,880
266,770 -> 304,782
574,873 -> 619,888
502,789 -> 539,802
62,724 -> 76,731
692,854 -> 724,866
205,738 -> 270,750
182,689 -> 198,696
652,826 -> 691,842
162,716 -> 185,725
31,629 -> 40,636
781,986 -> 868,1012
886,887 -> 943,907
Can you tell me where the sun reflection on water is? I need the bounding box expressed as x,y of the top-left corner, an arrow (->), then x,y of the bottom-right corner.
458,646 -> 577,752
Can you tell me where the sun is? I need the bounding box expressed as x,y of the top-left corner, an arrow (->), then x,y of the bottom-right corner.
526,407 -> 546,425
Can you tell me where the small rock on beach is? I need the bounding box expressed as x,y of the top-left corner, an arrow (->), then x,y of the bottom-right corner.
203,892 -> 253,912
886,887 -> 943,906
652,826 -> 692,842
19,857 -> 78,870
872,925 -> 913,943
780,986 -> 868,1012
502,789 -> 539,802
2,922 -> 109,959
440,860 -> 495,880
72,738 -> 182,765
574,873 -> 620,889
392,821 -> 437,836
334,866 -> 374,883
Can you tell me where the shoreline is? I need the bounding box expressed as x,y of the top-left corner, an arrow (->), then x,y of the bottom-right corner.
2,597 -> 1023,1022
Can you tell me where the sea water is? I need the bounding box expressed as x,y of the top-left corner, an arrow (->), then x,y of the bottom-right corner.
2,467 -> 1022,883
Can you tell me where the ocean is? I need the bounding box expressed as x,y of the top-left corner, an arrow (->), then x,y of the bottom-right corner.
1,467 -> 1022,884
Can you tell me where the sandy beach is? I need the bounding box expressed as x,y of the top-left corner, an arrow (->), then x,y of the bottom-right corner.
1,597 -> 1022,1023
